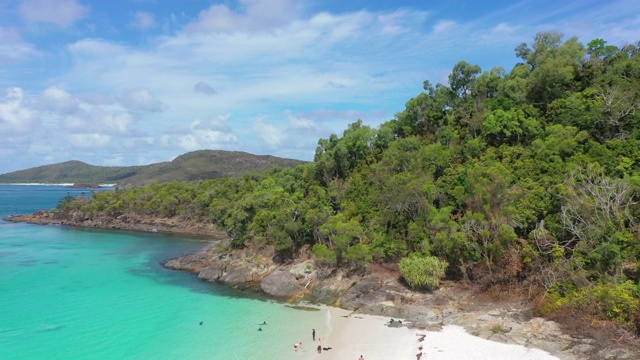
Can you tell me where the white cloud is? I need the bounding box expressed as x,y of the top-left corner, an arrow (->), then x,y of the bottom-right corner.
130,11 -> 157,30
433,20 -> 456,34
171,116 -> 237,150
185,0 -> 301,33
40,86 -> 78,114
190,116 -> 231,132
19,0 -> 89,27
64,113 -> 86,131
0,27 -> 37,63
176,130 -> 238,151
252,116 -> 287,146
0,87 -> 35,134
378,9 -> 427,35
68,133 -> 111,148
96,110 -> 133,135
288,113 -> 316,130
120,89 -> 164,112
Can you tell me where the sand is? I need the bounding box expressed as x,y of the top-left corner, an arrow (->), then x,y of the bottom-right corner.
301,307 -> 560,360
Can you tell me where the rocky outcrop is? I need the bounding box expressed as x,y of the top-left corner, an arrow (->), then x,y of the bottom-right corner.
165,244 -> 640,360
5,211 -> 227,238
260,270 -> 304,298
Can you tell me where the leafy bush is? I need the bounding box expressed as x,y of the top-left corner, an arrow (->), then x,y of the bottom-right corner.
56,194 -> 78,210
399,254 -> 448,290
343,243 -> 373,266
539,281 -> 640,329
312,244 -> 336,267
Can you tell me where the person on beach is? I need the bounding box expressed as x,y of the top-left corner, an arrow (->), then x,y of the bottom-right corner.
312,328 -> 316,341
358,356 -> 365,360
294,342 -> 302,351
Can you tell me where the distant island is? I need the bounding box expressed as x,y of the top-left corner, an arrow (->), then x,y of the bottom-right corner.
0,150 -> 306,186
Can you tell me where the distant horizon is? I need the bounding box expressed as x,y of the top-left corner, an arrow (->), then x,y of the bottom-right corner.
2,0 -> 640,174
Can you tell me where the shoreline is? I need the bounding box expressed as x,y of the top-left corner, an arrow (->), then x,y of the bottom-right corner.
6,212 -> 640,359
301,307 -> 560,360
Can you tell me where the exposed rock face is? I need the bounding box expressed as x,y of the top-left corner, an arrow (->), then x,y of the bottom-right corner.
260,270 -> 304,298
310,272 -> 355,306
165,252 -> 214,273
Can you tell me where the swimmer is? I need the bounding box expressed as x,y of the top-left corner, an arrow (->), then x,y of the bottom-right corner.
261,321 -> 267,325
258,327 -> 262,331
199,321 -> 203,326
294,342 -> 302,351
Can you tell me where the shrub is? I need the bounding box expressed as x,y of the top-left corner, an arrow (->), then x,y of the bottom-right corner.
56,194 -> 77,210
538,281 -> 640,330
399,254 -> 448,290
312,244 -> 337,267
343,243 -> 373,266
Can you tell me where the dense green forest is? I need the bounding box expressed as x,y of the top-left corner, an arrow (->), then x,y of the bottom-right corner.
58,32 -> 640,332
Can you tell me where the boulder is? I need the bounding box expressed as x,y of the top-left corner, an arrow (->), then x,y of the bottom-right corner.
165,252 -> 214,273
197,263 -> 227,281
310,273 -> 354,305
219,263 -> 258,284
339,275 -> 385,310
261,269 -> 304,298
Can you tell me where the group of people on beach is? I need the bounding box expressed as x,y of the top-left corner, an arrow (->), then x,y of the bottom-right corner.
294,328 -> 337,354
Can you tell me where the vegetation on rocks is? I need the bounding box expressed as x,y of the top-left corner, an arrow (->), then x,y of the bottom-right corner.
51,32 -> 640,334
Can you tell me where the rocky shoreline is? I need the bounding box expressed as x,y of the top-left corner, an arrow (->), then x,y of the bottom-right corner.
6,212 -> 639,359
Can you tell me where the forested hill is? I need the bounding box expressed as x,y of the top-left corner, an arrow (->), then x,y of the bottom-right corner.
0,150 -> 306,185
55,32 -> 640,333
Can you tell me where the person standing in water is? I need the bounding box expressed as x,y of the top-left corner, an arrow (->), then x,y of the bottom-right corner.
312,328 -> 316,341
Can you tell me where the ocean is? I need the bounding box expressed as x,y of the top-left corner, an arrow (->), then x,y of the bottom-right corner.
0,185 -> 329,360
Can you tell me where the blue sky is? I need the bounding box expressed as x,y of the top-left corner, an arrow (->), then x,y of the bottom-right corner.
1,0 -> 639,174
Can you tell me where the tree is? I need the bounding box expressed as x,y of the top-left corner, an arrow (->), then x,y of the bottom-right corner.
449,61 -> 482,98
319,213 -> 366,266
560,166 -> 638,275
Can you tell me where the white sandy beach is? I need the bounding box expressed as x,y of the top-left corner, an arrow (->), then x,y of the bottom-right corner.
301,307 -> 560,360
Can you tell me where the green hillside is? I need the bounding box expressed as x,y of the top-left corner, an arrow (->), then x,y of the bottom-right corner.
49,33 -> 640,333
0,150 -> 305,185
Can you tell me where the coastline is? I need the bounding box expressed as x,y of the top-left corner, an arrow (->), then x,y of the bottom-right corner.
300,307 -> 559,360
6,211 -> 640,359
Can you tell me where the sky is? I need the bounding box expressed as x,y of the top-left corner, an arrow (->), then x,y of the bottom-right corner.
1,0 -> 640,174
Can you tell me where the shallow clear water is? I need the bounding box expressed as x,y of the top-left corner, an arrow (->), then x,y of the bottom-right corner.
0,185 -> 328,360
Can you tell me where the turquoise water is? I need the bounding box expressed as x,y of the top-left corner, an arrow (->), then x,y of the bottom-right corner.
0,185 -> 328,360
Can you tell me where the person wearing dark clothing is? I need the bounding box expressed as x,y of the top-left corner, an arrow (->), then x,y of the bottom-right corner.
312,328 -> 316,341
